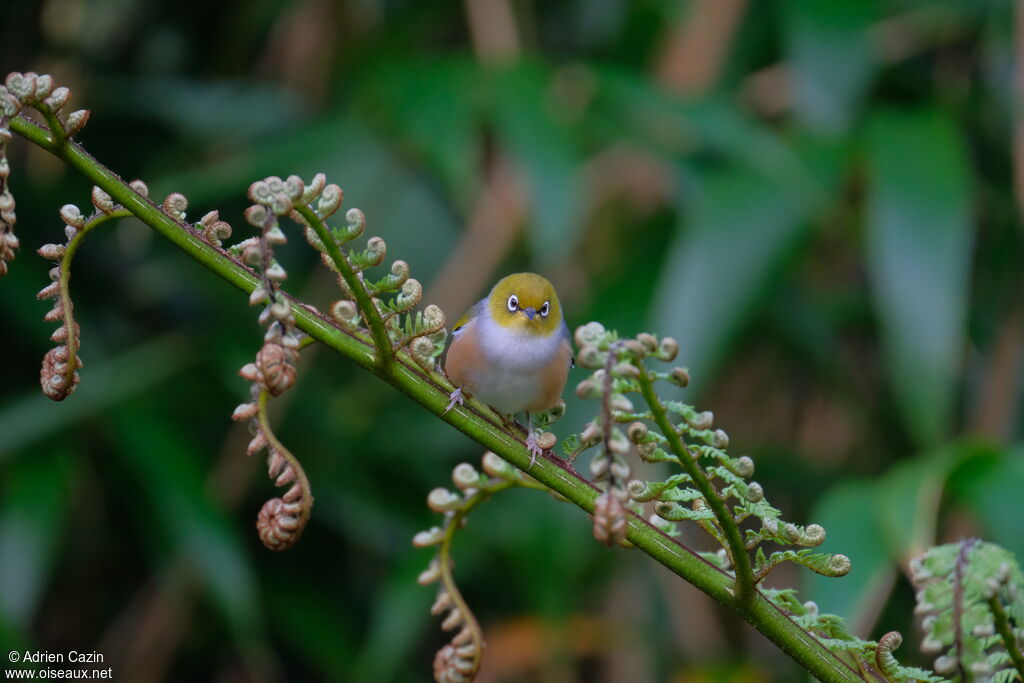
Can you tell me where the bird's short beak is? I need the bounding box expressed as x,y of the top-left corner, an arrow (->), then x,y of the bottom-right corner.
523,307 -> 537,321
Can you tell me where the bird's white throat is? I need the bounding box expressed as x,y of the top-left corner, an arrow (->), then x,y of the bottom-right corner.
474,308 -> 565,370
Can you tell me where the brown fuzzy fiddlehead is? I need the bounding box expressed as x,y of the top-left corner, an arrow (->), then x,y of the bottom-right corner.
229,175 -> 314,550
589,340 -> 631,546
233,357 -> 312,551
1,71 -> 155,402
0,125 -> 17,276
232,387 -> 312,551
33,174 -> 205,403
414,453 -> 546,683
227,172 -> 455,551
1,72 -> 90,278
36,191 -> 133,400
1,71 -> 93,277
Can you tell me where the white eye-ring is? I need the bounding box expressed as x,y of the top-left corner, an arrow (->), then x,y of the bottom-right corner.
540,301 -> 550,317
507,295 -> 518,312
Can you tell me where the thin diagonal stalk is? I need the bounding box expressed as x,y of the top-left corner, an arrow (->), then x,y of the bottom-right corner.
435,480 -> 516,676
988,595 -> 1024,679
34,102 -> 67,149
635,365 -> 755,603
292,203 -> 393,366
52,208 -> 132,387
256,388 -> 313,534
953,538 -> 978,682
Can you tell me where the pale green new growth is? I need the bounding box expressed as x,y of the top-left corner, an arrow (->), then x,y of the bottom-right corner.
766,590 -> 942,682
911,539 -> 1024,682
566,321 -> 850,587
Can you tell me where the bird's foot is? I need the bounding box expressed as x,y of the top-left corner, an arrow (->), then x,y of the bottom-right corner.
444,387 -> 464,414
525,430 -> 544,470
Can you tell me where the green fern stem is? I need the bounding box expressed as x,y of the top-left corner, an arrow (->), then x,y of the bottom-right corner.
292,203 -> 394,366
435,479 -> 517,676
54,207 -> 132,386
8,112 -> 865,683
635,365 -> 756,603
256,388 -> 313,534
988,595 -> 1024,680
37,102 -> 67,149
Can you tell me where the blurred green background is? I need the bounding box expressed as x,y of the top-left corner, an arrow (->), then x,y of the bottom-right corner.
1,0 -> 1023,681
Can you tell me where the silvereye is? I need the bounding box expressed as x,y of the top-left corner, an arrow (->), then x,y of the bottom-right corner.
444,273 -> 573,466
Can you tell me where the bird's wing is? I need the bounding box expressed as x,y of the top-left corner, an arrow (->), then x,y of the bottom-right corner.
560,320 -> 575,368
452,298 -> 486,337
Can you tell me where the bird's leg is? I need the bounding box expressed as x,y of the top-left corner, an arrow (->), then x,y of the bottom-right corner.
524,411 -> 543,469
444,387 -> 465,414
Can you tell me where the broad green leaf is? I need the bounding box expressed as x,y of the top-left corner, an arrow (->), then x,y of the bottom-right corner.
875,445 -> 966,564
820,442 -> 1006,621
804,481 -> 895,635
0,453 -> 74,628
593,67 -> 821,207
864,108 -> 973,447
785,0 -> 878,134
946,444 -> 1024,560
650,133 -> 848,395
650,166 -> 809,395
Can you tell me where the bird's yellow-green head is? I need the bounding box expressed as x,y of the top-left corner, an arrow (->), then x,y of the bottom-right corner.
487,272 -> 562,336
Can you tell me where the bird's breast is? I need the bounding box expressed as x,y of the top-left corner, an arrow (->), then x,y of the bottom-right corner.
445,313 -> 570,414
476,314 -> 564,370
465,364 -> 552,414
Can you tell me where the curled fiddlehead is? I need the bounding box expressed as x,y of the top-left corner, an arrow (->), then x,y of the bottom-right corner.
414,453 -> 546,683
567,321 -> 850,586
0,71 -> 92,277
911,539 -> 1024,682
229,175 -> 313,550
36,190 -> 136,400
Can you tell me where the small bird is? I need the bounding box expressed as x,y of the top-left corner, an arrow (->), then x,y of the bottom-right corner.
444,273 -> 573,467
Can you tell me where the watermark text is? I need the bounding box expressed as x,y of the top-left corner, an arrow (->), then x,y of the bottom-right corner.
5,650 -> 111,680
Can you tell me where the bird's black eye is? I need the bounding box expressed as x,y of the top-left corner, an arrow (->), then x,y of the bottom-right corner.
507,295 -> 518,312
540,301 -> 550,317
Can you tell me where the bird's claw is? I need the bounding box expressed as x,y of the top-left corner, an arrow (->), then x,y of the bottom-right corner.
525,431 -> 544,470
444,387 -> 464,414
